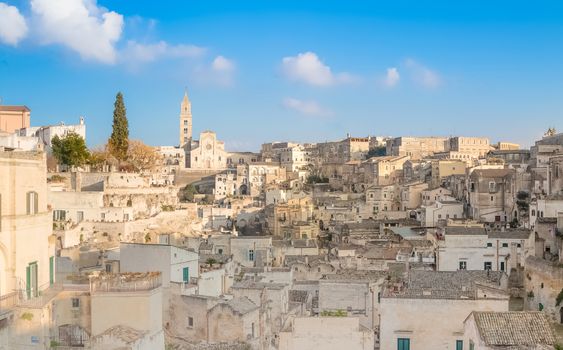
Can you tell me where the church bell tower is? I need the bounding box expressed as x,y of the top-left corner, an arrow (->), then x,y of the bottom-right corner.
179,90 -> 192,148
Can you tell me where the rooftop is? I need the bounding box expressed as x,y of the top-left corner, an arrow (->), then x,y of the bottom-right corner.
384,270 -> 506,300
470,311 -> 556,347
445,226 -> 488,236
488,229 -> 531,240
222,296 -> 259,315
0,105 -> 30,112
231,279 -> 287,290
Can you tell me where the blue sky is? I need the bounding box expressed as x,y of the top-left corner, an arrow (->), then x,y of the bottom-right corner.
0,1 -> 562,151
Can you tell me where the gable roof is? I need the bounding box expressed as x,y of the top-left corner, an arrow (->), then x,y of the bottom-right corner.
471,312 -> 556,346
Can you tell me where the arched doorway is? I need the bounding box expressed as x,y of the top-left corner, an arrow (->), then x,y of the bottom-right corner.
239,184 -> 248,195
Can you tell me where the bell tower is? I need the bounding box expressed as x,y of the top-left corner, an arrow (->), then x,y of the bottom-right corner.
179,90 -> 192,148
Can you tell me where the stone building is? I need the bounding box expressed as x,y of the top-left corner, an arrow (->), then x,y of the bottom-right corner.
0,150 -> 55,298
468,169 -> 516,223
362,155 -> 409,186
386,136 -> 448,159
0,105 -> 30,133
189,131 -> 227,170
279,317 -> 374,350
436,226 -> 532,273
317,135 -> 370,164
379,270 -> 509,350
430,159 -> 466,188
463,311 -> 557,350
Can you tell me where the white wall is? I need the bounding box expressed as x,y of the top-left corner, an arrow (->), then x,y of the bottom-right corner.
380,297 -> 508,350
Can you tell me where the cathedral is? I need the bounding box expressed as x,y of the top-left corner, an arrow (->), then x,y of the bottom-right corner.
179,91 -> 227,170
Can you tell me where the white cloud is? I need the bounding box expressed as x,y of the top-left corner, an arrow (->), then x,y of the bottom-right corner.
212,55 -> 235,72
283,97 -> 332,117
192,55 -> 236,87
281,52 -> 354,87
121,40 -> 206,63
0,3 -> 28,45
405,58 -> 441,88
31,0 -> 124,64
383,67 -> 400,87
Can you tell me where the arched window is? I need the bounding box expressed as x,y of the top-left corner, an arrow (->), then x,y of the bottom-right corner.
26,191 -> 38,215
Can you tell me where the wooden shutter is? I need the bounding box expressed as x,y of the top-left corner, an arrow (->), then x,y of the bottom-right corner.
34,192 -> 38,214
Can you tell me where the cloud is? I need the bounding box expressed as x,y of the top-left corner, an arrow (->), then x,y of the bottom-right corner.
405,58 -> 441,88
0,2 -> 28,45
192,55 -> 236,87
212,55 -> 235,72
283,97 -> 332,117
281,52 -> 355,87
30,0 -> 124,64
383,67 -> 400,87
121,40 -> 206,64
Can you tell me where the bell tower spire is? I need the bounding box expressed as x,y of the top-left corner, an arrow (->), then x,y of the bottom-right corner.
179,89 -> 192,148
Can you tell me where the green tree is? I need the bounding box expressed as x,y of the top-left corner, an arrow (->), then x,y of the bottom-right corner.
367,146 -> 386,158
51,132 -> 90,167
179,184 -> 198,202
108,92 -> 129,161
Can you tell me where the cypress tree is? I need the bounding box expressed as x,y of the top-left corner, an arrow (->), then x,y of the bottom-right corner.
108,92 -> 129,161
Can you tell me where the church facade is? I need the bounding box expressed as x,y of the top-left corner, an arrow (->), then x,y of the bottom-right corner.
178,91 -> 227,170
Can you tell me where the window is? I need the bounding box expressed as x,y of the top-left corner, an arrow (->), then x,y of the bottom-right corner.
490,195 -> 494,201
26,191 -> 38,215
502,243 -> 508,248
248,249 -> 255,261
484,262 -> 492,270
184,128 -> 188,134
26,262 -> 38,298
456,340 -> 463,350
500,261 -> 505,271
469,341 -> 475,350
182,267 -> 190,283
487,242 -> 493,247
187,316 -> 193,328
489,182 -> 496,192
398,338 -> 410,350
72,298 -> 80,308
105,264 -> 112,273
459,261 -> 467,270
184,120 -> 188,126
516,243 -> 521,248
218,248 -> 223,255
53,210 -> 66,221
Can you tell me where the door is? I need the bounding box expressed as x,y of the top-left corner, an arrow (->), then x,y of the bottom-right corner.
398,338 -> 410,350
182,267 -> 190,283
49,256 -> 54,285
26,262 -> 38,298
77,211 -> 84,223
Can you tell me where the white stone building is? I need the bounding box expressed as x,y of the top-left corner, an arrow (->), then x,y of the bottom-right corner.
279,317 -> 374,350
436,226 -> 532,273
0,150 -> 55,298
120,243 -> 199,287
379,270 -> 509,350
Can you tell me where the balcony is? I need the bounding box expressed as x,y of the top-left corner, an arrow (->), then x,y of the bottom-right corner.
90,272 -> 162,294
0,292 -> 17,316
